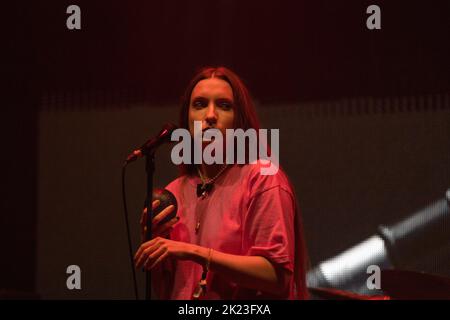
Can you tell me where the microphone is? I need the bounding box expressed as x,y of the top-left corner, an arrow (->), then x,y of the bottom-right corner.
126,123 -> 178,164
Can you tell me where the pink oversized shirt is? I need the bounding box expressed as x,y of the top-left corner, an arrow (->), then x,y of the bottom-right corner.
154,162 -> 307,299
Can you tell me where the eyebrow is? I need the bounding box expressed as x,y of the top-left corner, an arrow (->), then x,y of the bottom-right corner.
191,96 -> 233,102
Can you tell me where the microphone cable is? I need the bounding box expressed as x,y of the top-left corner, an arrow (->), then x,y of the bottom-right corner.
122,161 -> 139,300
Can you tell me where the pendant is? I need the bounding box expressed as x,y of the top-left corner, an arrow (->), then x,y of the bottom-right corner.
197,183 -> 213,198
192,278 -> 208,299
195,221 -> 201,234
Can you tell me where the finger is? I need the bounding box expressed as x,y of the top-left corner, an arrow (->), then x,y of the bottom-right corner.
152,199 -> 160,210
144,246 -> 167,270
134,244 -> 146,266
153,217 -> 179,237
141,226 -> 148,243
152,204 -> 175,225
140,207 -> 147,227
135,239 -> 162,268
134,238 -> 157,263
140,208 -> 145,226
140,200 -> 160,226
135,247 -> 152,269
148,250 -> 169,270
136,242 -> 159,269
152,205 -> 175,228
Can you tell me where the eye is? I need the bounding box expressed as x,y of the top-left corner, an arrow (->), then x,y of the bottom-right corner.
217,100 -> 233,110
192,99 -> 206,109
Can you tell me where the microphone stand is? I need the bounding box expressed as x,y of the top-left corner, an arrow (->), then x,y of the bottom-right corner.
144,152 -> 155,300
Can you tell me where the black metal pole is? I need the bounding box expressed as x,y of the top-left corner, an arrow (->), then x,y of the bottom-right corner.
145,153 -> 155,300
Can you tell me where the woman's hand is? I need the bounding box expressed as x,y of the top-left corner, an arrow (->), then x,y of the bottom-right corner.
140,200 -> 179,242
134,237 -> 198,270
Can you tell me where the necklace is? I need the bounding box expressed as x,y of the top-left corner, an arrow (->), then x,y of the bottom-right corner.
196,164 -> 229,198
195,164 -> 229,234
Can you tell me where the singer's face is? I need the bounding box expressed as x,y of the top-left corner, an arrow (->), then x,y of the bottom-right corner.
188,77 -> 235,140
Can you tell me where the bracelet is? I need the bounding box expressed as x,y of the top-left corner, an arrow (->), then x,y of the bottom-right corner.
192,248 -> 213,299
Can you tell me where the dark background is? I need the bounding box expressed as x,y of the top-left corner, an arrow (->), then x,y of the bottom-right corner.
2,0 -> 449,298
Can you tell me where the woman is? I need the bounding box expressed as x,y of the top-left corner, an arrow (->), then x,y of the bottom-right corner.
134,66 -> 309,299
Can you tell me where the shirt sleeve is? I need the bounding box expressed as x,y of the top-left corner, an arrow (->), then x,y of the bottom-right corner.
242,185 -> 296,273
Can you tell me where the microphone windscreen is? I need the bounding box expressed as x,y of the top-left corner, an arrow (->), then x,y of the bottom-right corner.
151,188 -> 178,225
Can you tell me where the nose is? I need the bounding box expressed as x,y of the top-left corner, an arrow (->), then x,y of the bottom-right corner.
205,102 -> 217,126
